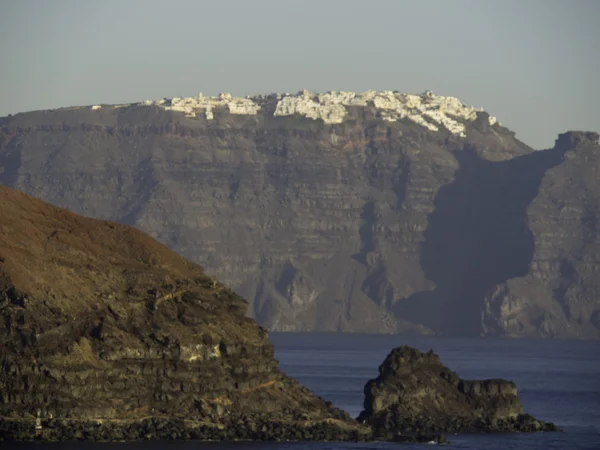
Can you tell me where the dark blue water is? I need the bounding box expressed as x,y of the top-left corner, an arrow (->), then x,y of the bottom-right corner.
5,334 -> 600,449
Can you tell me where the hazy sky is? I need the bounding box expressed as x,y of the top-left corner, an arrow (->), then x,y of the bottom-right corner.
1,0 -> 598,149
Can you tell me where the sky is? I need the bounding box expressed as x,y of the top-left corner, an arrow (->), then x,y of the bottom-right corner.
0,0 -> 598,149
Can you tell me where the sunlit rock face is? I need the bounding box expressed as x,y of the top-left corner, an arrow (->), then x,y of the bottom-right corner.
1,92 -> 598,339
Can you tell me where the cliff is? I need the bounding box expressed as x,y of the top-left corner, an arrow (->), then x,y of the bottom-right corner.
0,90 -> 598,338
0,186 -> 368,441
357,346 -> 556,436
481,132 -> 600,337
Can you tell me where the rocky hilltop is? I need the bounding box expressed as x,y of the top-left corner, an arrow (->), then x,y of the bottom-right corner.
358,346 -> 556,436
0,186 -> 368,441
0,90 -> 598,338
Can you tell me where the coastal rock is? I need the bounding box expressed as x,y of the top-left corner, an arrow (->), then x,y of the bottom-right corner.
358,346 -> 557,435
0,186 -> 369,442
481,132 -> 600,338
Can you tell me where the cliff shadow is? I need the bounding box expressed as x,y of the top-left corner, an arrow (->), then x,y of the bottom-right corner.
353,200 -> 377,264
119,157 -> 159,226
0,144 -> 22,188
393,145 -> 567,335
353,158 -> 410,266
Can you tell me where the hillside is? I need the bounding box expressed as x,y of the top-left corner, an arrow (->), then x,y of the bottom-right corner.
0,185 -> 367,441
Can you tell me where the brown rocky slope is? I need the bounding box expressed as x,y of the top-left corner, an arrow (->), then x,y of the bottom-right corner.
0,186 -> 368,441
1,95 -> 598,338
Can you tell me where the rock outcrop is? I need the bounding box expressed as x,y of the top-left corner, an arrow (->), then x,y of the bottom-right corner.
357,346 -> 556,436
0,186 -> 369,442
481,131 -> 600,337
0,91 -> 598,338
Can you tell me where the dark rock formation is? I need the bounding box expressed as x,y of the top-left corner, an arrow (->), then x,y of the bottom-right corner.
0,99 -> 599,338
358,346 -> 557,436
482,132 -> 600,338
0,186 -> 369,442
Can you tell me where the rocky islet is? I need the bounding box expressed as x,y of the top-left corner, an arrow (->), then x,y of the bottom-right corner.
358,346 -> 557,437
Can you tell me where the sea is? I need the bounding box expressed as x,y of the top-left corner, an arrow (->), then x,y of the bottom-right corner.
5,333 -> 600,450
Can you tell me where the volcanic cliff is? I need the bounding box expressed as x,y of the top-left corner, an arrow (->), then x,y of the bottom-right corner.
0,186 -> 368,441
0,90 -> 598,338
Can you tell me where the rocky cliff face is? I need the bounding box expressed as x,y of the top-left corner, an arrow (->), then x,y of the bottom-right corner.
0,90 -> 598,338
0,186 -> 367,441
482,132 -> 600,338
357,346 -> 556,435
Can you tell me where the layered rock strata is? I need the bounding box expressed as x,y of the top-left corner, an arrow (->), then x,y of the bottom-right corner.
482,132 -> 600,337
0,91 -> 598,338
